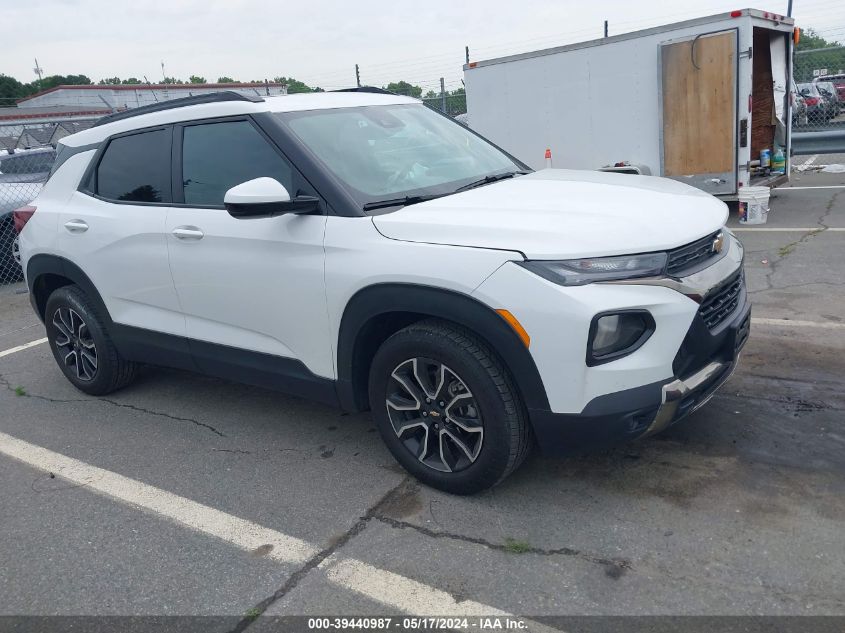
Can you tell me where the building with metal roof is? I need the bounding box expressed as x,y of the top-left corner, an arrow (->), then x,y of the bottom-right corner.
17,83 -> 288,111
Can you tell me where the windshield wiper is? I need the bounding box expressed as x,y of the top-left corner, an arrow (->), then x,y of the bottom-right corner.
362,194 -> 444,211
453,170 -> 530,193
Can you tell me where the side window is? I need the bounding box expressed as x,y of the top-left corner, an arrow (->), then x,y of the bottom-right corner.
181,120 -> 293,207
97,129 -> 171,203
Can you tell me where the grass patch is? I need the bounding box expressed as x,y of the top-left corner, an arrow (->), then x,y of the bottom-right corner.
14,386 -> 26,396
503,537 -> 532,554
778,244 -> 796,257
244,607 -> 261,621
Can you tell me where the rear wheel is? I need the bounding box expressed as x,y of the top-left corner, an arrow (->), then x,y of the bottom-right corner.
369,320 -> 531,494
45,286 -> 138,395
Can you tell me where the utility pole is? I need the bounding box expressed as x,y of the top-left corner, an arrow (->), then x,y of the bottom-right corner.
604,20 -> 609,38
33,58 -> 44,89
161,61 -> 166,82
465,46 -> 470,64
787,0 -> 793,16
440,77 -> 446,113
355,64 -> 361,87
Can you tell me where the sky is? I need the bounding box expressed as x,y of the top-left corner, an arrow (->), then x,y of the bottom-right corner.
7,0 -> 845,93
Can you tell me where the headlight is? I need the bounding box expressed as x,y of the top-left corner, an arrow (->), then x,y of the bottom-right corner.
518,252 -> 667,286
587,311 -> 655,366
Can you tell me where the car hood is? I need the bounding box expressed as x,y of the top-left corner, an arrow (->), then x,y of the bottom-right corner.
372,170 -> 729,259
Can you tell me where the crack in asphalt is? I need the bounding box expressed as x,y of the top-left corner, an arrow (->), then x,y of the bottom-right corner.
753,188 -> 841,294
230,478 -> 412,633
0,373 -> 225,437
373,515 -> 632,572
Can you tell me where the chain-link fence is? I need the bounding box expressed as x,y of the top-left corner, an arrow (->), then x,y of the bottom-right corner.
793,46 -> 845,140
421,92 -> 467,119
0,121 -> 88,285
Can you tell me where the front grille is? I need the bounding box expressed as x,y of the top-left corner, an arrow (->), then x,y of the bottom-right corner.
666,231 -> 721,276
699,271 -> 743,331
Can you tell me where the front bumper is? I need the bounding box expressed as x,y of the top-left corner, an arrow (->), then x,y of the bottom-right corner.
530,288 -> 750,456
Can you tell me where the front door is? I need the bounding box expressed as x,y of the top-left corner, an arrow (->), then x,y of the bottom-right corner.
660,29 -> 738,195
165,117 -> 332,380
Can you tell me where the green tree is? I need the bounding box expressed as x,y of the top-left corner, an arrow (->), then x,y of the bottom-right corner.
188,75 -> 206,84
162,77 -> 184,84
217,76 -> 236,83
448,87 -> 466,115
272,76 -> 321,93
796,28 -> 840,52
794,28 -> 845,82
98,77 -> 122,85
0,74 -> 26,103
384,81 -> 422,98
122,77 -> 142,84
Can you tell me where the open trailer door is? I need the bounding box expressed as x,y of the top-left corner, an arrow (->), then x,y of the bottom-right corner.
660,29 -> 738,195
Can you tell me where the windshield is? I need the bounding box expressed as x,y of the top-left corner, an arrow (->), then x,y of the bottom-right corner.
798,83 -> 819,96
276,104 -> 526,210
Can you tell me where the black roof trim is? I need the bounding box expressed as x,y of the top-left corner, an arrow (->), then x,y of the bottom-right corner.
332,86 -> 397,95
92,91 -> 264,127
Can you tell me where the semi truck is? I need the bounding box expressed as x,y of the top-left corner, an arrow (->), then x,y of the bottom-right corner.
464,8 -> 797,198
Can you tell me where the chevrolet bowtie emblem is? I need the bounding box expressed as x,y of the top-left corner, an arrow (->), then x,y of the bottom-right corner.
712,233 -> 725,254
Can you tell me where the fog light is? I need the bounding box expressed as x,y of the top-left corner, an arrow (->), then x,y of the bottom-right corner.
587,311 -> 655,366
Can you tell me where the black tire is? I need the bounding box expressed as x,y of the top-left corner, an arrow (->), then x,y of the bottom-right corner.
45,285 -> 138,395
368,319 -> 531,495
0,220 -> 23,284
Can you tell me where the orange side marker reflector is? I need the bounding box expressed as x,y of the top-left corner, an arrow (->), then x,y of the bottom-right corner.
793,27 -> 800,45
496,309 -> 530,348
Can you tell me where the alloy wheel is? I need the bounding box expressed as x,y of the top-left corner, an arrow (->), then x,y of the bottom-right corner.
385,357 -> 483,473
52,307 -> 98,381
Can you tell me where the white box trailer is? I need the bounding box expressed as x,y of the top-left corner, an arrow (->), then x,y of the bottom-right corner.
464,8 -> 796,198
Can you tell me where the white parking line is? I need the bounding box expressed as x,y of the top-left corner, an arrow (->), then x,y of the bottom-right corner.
732,227 -> 845,232
321,556 -> 511,617
0,431 -> 554,628
0,338 -> 47,359
0,430 -> 318,564
777,185 -> 845,190
794,154 -> 818,171
752,317 -> 845,330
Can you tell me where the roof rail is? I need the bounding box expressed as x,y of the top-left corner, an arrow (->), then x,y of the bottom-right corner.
92,91 -> 264,127
332,86 -> 398,95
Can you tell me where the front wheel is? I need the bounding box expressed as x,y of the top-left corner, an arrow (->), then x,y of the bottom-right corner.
369,320 -> 531,494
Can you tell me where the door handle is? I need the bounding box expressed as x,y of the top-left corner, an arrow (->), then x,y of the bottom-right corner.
172,226 -> 204,240
64,219 -> 88,233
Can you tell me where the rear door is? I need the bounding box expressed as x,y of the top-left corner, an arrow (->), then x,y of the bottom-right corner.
61,126 -> 185,337
660,29 -> 738,195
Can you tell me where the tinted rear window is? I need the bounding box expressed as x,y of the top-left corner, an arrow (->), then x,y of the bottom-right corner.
97,129 -> 171,203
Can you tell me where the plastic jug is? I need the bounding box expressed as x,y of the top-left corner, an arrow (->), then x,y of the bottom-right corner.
772,148 -> 785,174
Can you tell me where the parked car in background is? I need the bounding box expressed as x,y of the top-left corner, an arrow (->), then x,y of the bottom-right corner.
791,86 -> 807,125
816,73 -> 845,103
0,148 -> 55,283
798,82 -> 834,122
816,81 -> 842,114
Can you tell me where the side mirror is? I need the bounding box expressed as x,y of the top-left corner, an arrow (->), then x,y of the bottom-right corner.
224,177 -> 319,218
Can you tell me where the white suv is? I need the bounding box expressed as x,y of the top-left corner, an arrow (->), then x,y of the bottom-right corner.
15,90 -> 750,494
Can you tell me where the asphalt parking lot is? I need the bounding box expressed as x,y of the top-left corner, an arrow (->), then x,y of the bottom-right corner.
1,170 -> 844,628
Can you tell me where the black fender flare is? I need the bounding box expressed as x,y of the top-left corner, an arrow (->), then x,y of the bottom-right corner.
27,254 -> 113,324
336,283 -> 550,414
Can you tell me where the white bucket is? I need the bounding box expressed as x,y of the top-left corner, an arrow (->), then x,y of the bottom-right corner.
737,186 -> 770,225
